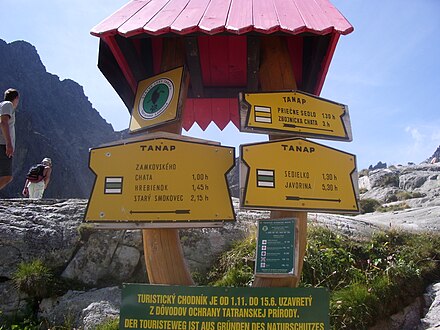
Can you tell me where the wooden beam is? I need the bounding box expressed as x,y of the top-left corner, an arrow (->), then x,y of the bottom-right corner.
247,36 -> 260,92
142,37 -> 194,285
302,35 -> 331,94
253,36 -> 307,288
185,37 -> 205,98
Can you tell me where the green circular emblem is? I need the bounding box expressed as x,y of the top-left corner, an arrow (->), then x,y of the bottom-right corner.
138,78 -> 174,120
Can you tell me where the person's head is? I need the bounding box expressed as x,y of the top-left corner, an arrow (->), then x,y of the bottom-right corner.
4,88 -> 19,109
42,158 -> 52,167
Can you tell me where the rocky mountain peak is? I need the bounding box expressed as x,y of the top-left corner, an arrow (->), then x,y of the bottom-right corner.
0,38 -> 119,198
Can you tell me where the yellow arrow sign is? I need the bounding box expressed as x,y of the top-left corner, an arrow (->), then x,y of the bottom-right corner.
240,139 -> 359,213
240,91 -> 352,141
85,134 -> 235,224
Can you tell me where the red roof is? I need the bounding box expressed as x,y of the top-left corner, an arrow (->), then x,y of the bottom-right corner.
91,0 -> 353,131
91,0 -> 353,38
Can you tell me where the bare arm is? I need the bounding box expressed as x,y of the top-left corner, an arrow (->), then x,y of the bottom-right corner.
43,167 -> 52,188
0,114 -> 13,157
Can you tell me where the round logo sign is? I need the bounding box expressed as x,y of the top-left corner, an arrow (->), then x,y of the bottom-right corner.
138,78 -> 174,120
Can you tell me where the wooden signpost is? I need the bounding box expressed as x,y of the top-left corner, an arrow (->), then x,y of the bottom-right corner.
90,0 -> 356,327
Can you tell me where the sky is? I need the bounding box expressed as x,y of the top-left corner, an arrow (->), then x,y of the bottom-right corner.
1,0 -> 439,170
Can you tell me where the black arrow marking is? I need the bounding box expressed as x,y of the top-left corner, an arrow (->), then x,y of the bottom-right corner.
130,210 -> 191,214
285,196 -> 341,203
283,123 -> 334,132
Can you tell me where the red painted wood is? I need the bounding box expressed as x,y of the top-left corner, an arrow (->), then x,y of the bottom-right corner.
198,0 -> 231,34
103,36 -> 137,93
314,0 -> 354,35
293,0 -> 333,35
203,37 -> 228,86
171,0 -> 211,34
193,99 -> 212,130
287,36 -> 303,88
92,0 -> 353,38
272,0 -> 305,34
118,0 -> 169,37
91,0 -> 151,36
92,0 -> 354,129
198,36 -> 212,86
229,98 -> 239,129
211,98 -> 231,130
152,38 -> 163,75
199,36 -> 247,86
226,0 -> 253,34
143,0 -> 191,35
183,98 -> 238,131
228,36 -> 247,86
182,99 -> 195,130
253,0 -> 279,34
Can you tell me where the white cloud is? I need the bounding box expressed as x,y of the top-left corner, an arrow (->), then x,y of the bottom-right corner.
405,126 -> 424,143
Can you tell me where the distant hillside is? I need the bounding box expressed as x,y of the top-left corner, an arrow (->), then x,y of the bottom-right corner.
0,39 -> 119,198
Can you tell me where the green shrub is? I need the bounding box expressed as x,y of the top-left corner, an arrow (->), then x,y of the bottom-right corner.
12,259 -> 53,300
359,198 -> 381,213
302,227 -> 361,290
331,283 -> 379,329
395,191 -> 426,201
395,191 -> 411,200
385,194 -> 398,203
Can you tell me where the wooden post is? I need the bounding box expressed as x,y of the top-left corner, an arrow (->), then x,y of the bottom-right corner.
252,36 -> 307,288
142,38 -> 194,285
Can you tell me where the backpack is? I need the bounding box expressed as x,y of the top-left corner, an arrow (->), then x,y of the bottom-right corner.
26,164 -> 45,183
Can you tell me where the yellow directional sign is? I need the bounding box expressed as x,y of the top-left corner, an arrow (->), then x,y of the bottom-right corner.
240,138 -> 359,213
239,90 -> 352,141
85,134 -> 235,224
129,67 -> 185,133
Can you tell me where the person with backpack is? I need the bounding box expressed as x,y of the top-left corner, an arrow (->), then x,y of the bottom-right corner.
22,158 -> 52,199
0,88 -> 20,191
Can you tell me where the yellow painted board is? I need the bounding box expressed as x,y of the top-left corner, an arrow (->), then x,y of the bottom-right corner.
129,67 -> 184,133
85,135 -> 235,222
240,138 -> 359,213
240,90 -> 352,141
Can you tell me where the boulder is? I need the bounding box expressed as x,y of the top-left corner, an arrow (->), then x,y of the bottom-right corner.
419,283 -> 440,329
0,199 -> 83,278
368,168 -> 400,188
80,301 -> 119,330
61,230 -> 145,286
39,286 -> 120,328
399,173 -> 429,191
358,175 -> 371,191
360,186 -> 403,203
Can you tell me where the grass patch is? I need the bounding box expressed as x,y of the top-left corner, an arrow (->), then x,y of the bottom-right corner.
204,233 -> 256,287
95,317 -> 119,330
206,226 -> 440,329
